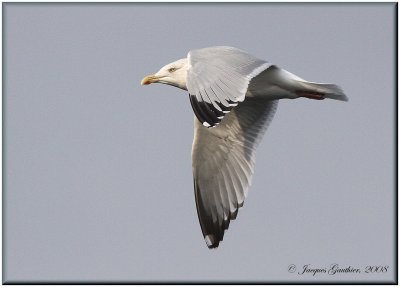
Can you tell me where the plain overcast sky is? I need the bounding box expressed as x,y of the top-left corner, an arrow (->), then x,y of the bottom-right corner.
4,3 -> 396,283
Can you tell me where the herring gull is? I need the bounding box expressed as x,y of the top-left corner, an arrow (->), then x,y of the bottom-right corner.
141,46 -> 347,249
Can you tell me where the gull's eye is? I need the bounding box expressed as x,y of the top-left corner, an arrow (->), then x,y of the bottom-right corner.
168,67 -> 177,73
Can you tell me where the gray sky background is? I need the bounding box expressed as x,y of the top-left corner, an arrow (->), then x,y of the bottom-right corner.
4,3 -> 396,283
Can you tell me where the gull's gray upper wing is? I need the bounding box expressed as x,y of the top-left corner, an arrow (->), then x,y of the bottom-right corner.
192,97 -> 278,248
187,46 -> 271,128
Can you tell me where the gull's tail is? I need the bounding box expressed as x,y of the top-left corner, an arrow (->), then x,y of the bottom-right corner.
296,81 -> 348,102
267,67 -> 348,102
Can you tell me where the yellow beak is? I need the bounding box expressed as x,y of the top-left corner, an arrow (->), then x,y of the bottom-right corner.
141,74 -> 159,85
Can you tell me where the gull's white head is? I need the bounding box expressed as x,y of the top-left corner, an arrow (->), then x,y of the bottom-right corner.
141,58 -> 188,90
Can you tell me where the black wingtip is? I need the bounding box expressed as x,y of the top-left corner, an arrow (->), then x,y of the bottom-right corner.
189,94 -> 228,128
205,234 -> 221,249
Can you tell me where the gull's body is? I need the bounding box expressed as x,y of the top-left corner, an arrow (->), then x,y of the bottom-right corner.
141,46 -> 347,248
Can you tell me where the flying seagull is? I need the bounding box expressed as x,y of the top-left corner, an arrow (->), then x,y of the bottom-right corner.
141,46 -> 347,249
